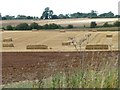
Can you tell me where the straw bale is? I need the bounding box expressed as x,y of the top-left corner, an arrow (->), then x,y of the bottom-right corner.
26,45 -> 48,49
85,44 -> 108,50
3,38 -> 12,42
3,43 -> 14,47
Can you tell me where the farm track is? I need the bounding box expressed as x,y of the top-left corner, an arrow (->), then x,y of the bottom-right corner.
2,51 -> 119,84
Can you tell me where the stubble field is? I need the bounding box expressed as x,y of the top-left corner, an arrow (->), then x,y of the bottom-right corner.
2,30 -> 118,52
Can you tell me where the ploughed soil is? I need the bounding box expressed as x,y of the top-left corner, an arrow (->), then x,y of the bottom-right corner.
2,51 -> 119,84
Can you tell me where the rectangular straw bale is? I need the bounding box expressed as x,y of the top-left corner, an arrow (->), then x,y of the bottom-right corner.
32,29 -> 38,31
62,41 -> 71,46
92,30 -> 97,32
60,30 -> 66,32
3,38 -> 12,42
106,34 -> 112,37
26,45 -> 48,49
3,43 -> 14,47
85,44 -> 108,50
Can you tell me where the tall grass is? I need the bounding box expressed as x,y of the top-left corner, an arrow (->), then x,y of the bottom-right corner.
34,68 -> 118,88
33,53 -> 118,88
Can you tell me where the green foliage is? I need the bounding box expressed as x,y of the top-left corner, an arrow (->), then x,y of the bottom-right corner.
15,23 -> 30,30
52,15 -> 58,19
113,21 -> 120,27
1,10 -> 117,20
2,27 -> 5,30
41,7 -> 53,19
90,22 -> 97,28
58,14 -> 66,19
43,23 -> 63,29
102,22 -> 113,27
88,10 -> 97,18
67,24 -> 74,29
6,25 -> 13,30
43,24 -> 49,29
99,11 -> 114,18
4,23 -> 64,30
2,15 -> 15,20
30,22 -> 39,29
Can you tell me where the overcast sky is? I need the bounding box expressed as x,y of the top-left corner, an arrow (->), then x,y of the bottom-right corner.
0,0 -> 119,17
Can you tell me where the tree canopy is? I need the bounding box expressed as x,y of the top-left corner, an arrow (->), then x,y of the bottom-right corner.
0,8 -> 118,20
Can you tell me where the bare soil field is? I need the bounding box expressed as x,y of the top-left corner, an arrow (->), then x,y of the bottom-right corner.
2,30 -> 118,52
2,51 -> 119,84
1,18 -> 118,27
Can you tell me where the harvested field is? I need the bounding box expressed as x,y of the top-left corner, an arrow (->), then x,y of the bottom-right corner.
2,51 -> 119,84
2,30 -> 118,52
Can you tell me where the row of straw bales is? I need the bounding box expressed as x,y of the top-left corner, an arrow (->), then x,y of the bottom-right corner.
3,37 -> 14,47
26,45 -> 48,49
85,44 -> 109,50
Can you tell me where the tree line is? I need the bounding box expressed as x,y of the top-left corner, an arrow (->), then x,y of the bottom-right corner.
0,7 -> 119,20
2,23 -> 74,30
2,21 -> 120,30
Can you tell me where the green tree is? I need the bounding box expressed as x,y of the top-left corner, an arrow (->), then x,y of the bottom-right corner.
6,25 -> 13,30
67,24 -> 74,29
2,15 -> 15,20
113,21 -> 120,27
16,15 -> 27,19
99,11 -> 114,18
43,24 -> 49,29
90,22 -> 97,28
88,10 -> 97,18
0,13 -> 1,20
15,23 -> 30,30
58,14 -> 66,19
41,7 -> 53,19
52,15 -> 58,19
103,22 -> 113,27
30,22 -> 39,29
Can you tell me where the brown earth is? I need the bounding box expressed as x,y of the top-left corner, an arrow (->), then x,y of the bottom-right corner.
2,51 -> 119,84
